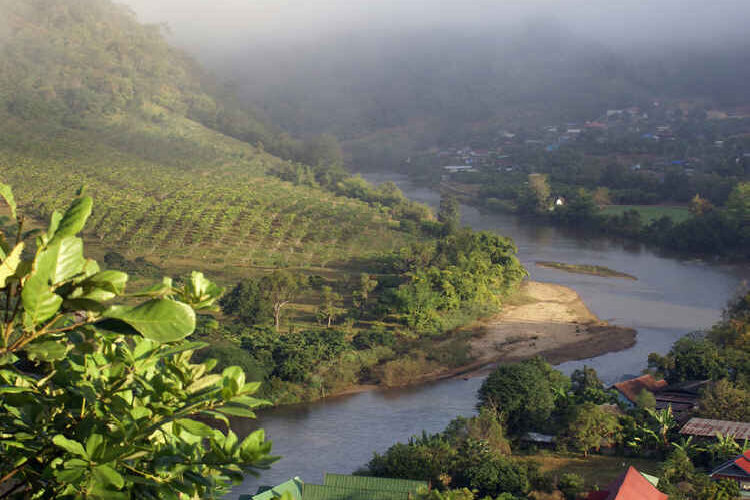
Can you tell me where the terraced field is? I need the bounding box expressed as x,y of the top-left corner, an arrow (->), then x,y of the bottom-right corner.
0,115 -> 413,276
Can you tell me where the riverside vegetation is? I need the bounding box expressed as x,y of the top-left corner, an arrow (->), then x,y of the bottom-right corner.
362,287 -> 750,499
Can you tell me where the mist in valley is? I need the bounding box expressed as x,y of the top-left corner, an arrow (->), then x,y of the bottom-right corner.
119,0 -> 750,168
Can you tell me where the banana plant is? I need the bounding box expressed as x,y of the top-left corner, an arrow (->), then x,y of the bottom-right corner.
0,183 -> 275,499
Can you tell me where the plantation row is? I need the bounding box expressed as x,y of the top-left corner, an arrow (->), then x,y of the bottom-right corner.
0,127 -> 412,269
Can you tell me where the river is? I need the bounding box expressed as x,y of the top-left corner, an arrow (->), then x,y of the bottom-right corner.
230,172 -> 747,497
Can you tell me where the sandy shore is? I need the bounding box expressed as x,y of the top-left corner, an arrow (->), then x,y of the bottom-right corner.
324,281 -> 636,399
465,280 -> 636,372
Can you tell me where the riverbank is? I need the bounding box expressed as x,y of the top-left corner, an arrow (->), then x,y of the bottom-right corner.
321,281 -> 636,399
465,281 -> 636,371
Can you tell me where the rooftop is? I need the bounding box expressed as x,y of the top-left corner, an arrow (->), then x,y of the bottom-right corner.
680,418 -> 750,440
586,466 -> 668,500
247,474 -> 428,500
613,374 -> 668,404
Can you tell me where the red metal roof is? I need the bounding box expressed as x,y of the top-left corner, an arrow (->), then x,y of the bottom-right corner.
736,450 -> 750,475
680,418 -> 750,441
613,375 -> 668,404
587,467 -> 667,500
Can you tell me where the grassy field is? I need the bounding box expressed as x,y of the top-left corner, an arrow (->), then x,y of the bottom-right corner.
522,452 -> 661,489
601,205 -> 691,223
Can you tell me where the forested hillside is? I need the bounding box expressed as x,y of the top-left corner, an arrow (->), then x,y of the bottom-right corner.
0,0 -> 418,271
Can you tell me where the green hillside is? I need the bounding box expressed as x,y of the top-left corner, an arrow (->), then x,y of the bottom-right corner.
0,0 -> 415,277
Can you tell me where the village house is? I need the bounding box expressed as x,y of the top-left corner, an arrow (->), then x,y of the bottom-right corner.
709,450 -> 750,498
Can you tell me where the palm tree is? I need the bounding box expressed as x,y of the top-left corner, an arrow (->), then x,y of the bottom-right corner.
645,406 -> 676,449
670,436 -> 703,459
708,432 -> 741,463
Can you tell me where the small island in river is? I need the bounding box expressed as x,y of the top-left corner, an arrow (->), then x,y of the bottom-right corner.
535,261 -> 638,280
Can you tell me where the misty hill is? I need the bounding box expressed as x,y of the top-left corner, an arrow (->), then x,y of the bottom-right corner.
224,25 -> 750,170
0,0 -> 416,275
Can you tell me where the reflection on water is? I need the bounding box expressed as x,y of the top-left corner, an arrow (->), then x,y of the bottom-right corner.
229,173 -> 747,498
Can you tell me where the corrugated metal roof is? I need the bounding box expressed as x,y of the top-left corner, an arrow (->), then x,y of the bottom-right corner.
302,484 -> 410,500
606,467 -> 668,500
323,474 -> 426,493
249,477 -> 304,500
680,418 -> 750,440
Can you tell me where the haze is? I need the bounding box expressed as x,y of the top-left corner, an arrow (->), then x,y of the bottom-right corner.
122,0 -> 749,51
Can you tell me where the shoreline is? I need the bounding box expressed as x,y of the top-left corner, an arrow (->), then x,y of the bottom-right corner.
316,280 -> 636,401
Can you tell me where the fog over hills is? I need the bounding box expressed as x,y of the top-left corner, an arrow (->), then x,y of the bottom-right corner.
120,0 -> 750,168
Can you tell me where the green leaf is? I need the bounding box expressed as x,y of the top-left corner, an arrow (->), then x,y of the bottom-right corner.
49,237 -> 86,284
85,434 -> 104,459
217,405 -> 256,418
181,271 -> 224,310
186,374 -> 222,394
221,366 -> 245,399
103,299 -> 196,343
52,435 -> 88,459
156,341 -> 208,360
81,271 -> 128,295
25,340 -> 69,362
51,196 -> 92,241
92,464 -> 124,489
29,236 -> 86,287
130,277 -> 173,298
176,418 -> 214,437
0,183 -> 17,220
0,352 -> 19,365
22,279 -> 62,327
0,386 -> 30,394
229,395 -> 269,409
0,242 -> 23,288
46,210 -> 62,242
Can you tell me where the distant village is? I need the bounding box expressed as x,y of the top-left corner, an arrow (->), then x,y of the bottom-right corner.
427,101 -> 750,182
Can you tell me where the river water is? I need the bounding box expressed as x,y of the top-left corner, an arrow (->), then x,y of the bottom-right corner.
230,173 -> 747,497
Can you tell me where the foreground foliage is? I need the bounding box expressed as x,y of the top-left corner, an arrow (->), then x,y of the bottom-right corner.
0,185 -> 274,498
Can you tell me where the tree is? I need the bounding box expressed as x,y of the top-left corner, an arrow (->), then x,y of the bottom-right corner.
635,389 -> 657,409
260,270 -> 302,331
645,406 -> 677,450
697,379 -> 750,421
706,432 -> 743,464
648,335 -> 728,383
688,194 -> 714,216
220,278 -> 271,325
562,403 -> 621,457
438,195 -> 460,233
318,285 -> 344,328
726,181 -> 750,224
592,187 -> 611,207
0,185 -> 273,498
570,366 -> 608,404
477,358 -> 568,435
558,473 -> 585,500
352,273 -> 377,316
528,173 -> 551,213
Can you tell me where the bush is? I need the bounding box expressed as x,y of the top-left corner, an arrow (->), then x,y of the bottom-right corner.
558,473 -> 585,500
